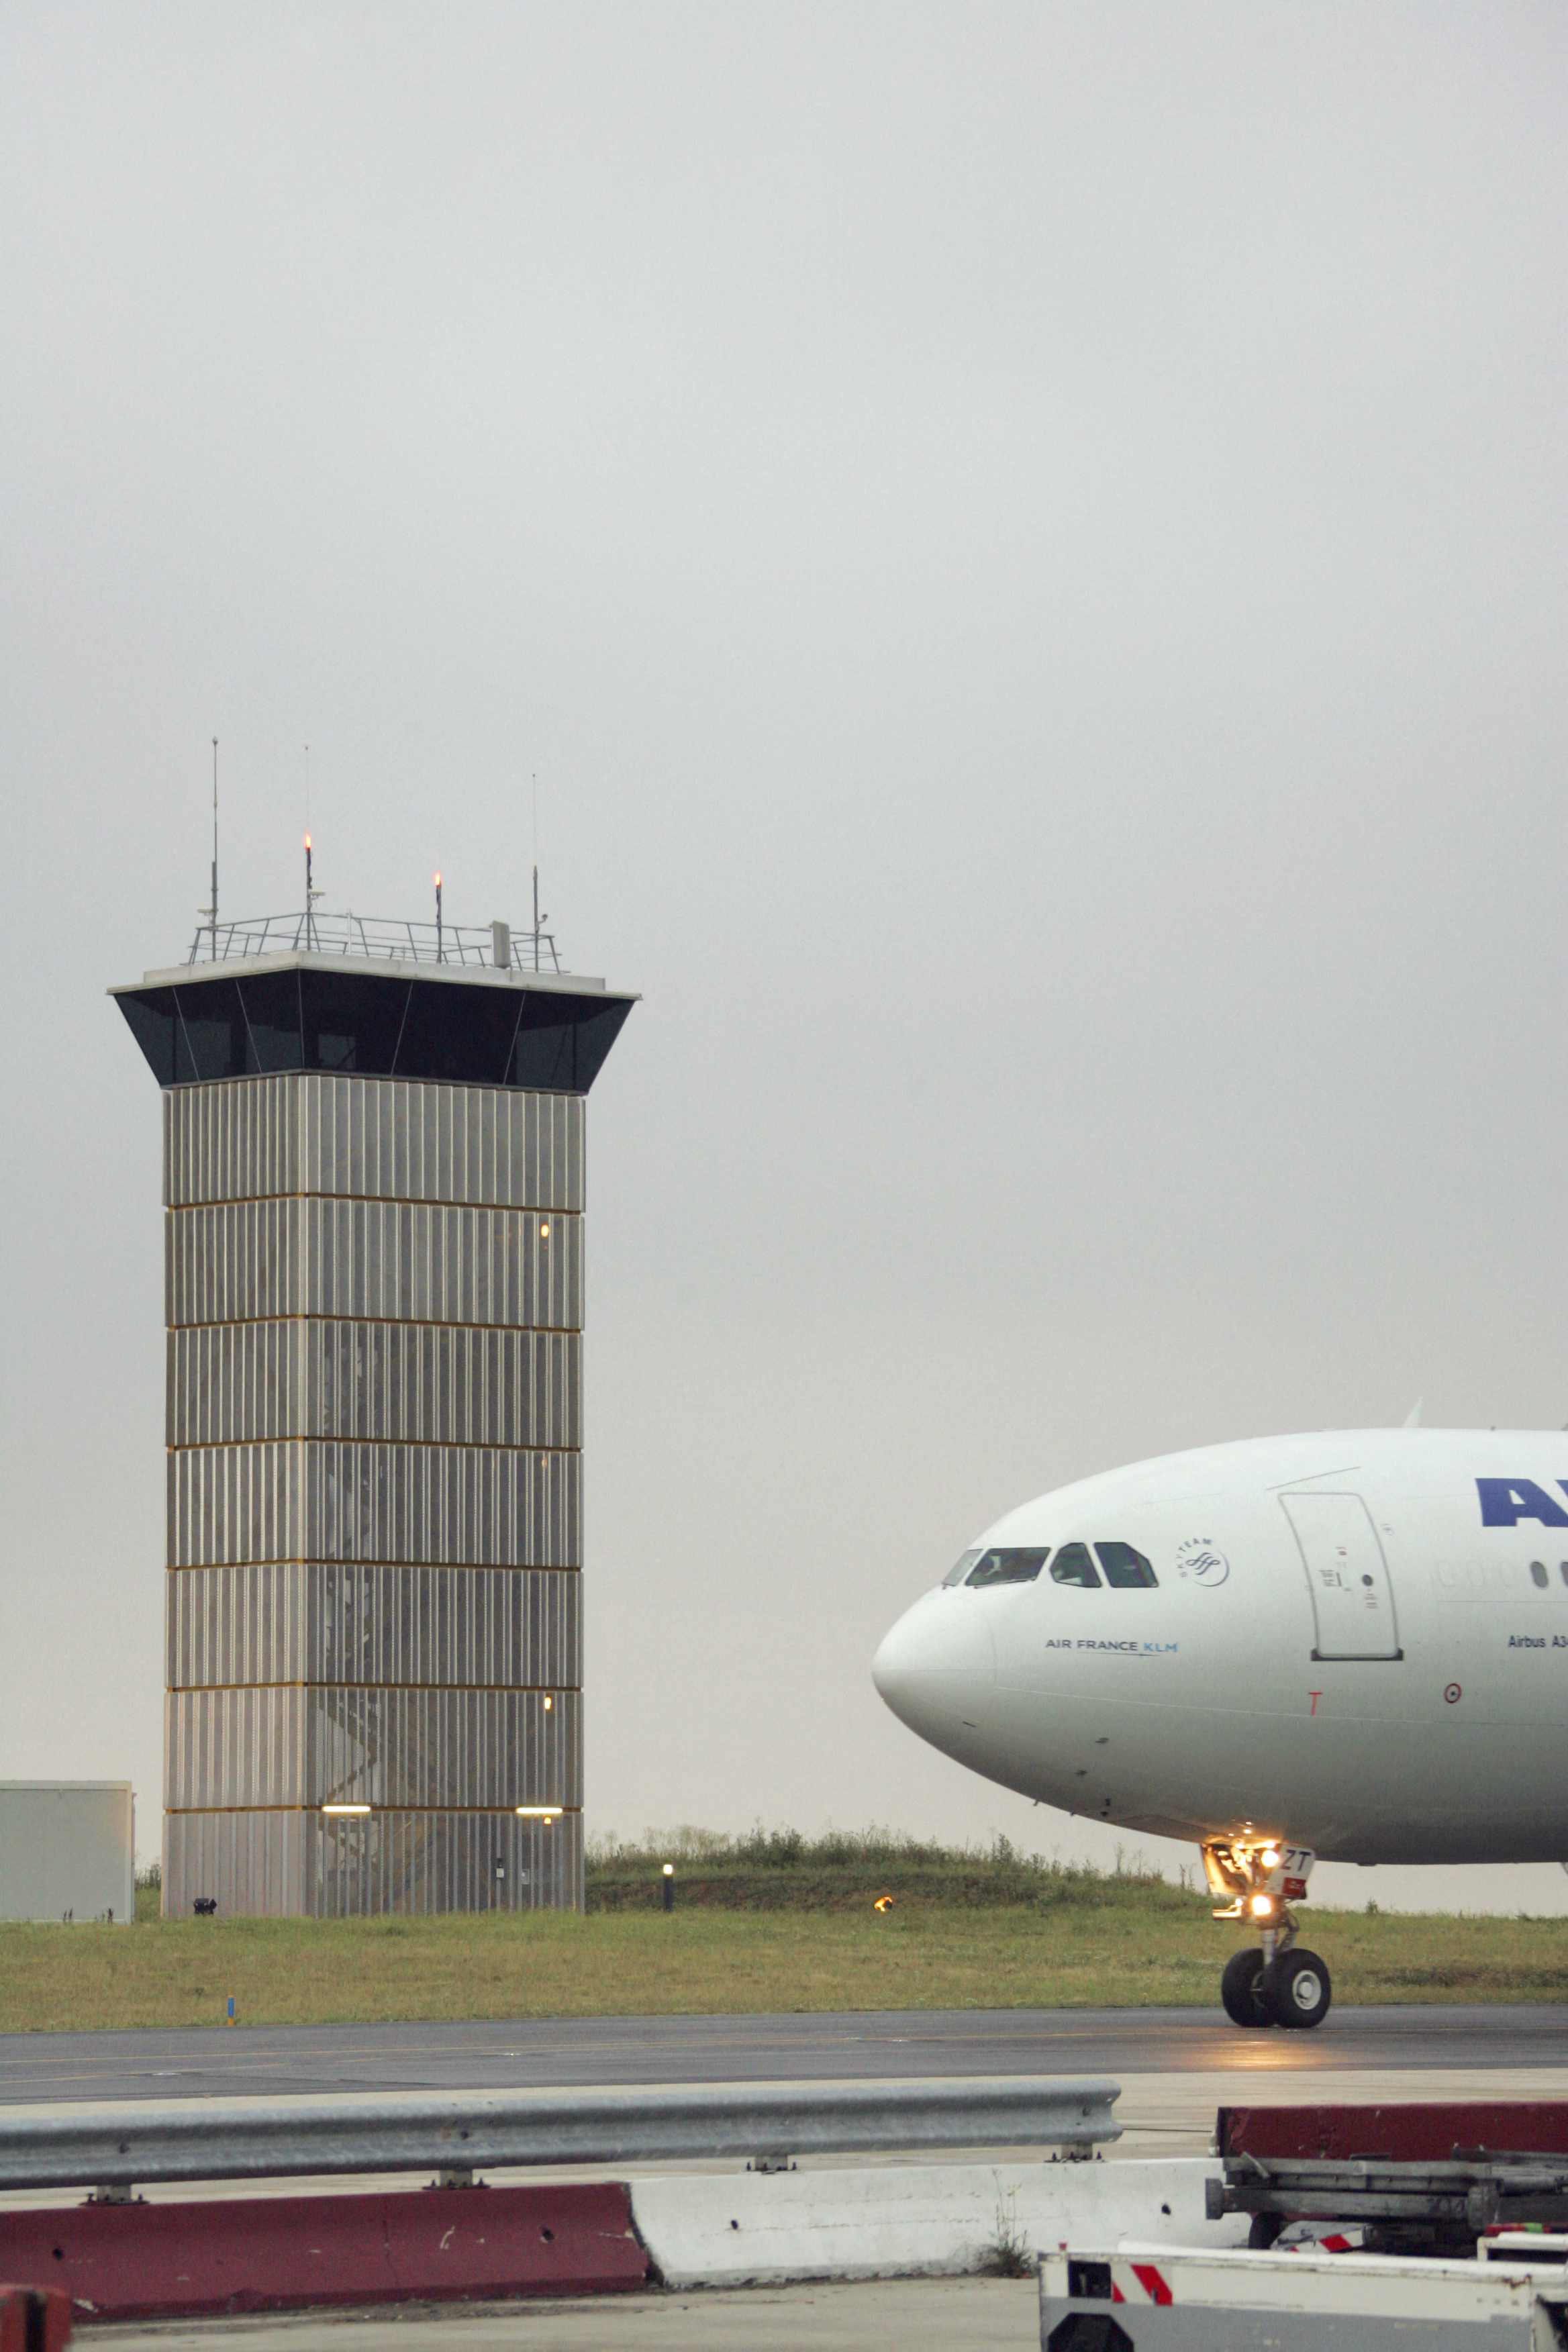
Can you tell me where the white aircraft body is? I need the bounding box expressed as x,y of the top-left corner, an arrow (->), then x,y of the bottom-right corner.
871,1429 -> 1568,2030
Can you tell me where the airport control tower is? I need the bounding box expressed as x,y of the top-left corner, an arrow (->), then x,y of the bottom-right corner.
113,899 -> 634,1916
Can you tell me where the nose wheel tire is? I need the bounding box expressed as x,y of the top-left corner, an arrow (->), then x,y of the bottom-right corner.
1220,1947 -> 1273,2027
1262,1947 -> 1332,2030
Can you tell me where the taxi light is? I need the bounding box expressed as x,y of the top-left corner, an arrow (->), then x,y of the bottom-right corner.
1250,1894 -> 1274,1918
1261,1847 -> 1281,1869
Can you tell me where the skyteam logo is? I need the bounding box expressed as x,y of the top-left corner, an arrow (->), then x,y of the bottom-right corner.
1477,1479 -> 1568,1528
1176,1537 -> 1229,1587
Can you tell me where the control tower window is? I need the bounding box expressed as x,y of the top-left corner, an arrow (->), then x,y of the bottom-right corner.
1097,1542 -> 1159,1589
944,1549 -> 983,1587
1048,1543 -> 1100,1589
966,1548 -> 1050,1587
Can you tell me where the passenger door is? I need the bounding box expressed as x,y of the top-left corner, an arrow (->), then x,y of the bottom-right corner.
1281,1491 -> 1402,1661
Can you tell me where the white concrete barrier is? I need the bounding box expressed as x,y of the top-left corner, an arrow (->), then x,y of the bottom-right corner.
630,2155 -> 1246,2287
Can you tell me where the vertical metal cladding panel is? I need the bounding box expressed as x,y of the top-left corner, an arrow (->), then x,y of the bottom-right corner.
166,1566 -> 581,1689
165,1202 -> 579,1330
166,1199 -> 305,1325
166,1685 -> 579,1809
166,1562 -> 306,1687
164,1808 -> 307,1916
168,1445 -> 579,1567
164,1074 -> 298,1209
301,1073 -> 584,1212
167,1321 -> 320,1445
306,1685 -> 579,1808
165,1326 -> 583,1449
307,1442 -> 579,1566
305,1808 -> 582,1916
168,1441 -> 310,1567
164,1073 -> 585,1210
166,1685 -> 309,1808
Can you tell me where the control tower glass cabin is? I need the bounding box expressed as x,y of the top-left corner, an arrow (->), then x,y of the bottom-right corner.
112,914 -> 634,1917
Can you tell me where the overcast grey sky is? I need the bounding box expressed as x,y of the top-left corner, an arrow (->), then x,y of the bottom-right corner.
3,4 -> 1565,1912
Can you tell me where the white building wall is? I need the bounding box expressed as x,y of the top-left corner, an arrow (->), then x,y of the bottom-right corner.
0,1783 -> 135,1923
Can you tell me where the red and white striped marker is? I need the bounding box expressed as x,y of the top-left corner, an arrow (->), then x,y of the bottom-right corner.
1110,2259 -> 1173,2304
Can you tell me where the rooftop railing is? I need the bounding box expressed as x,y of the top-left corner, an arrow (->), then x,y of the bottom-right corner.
186,911 -> 563,975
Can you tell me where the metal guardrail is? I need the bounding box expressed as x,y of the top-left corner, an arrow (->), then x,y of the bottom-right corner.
0,2078 -> 1120,2193
185,911 -> 564,975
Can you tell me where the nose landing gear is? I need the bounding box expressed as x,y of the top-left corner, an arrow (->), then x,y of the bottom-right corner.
1204,1839 -> 1332,2030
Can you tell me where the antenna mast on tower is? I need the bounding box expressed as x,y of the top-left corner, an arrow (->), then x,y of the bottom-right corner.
532,771 -> 546,972
197,737 -> 219,960
210,734 -> 219,954
302,744 -> 325,949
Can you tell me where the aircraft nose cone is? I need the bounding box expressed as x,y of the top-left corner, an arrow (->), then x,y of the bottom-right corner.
872,1589 -> 997,1746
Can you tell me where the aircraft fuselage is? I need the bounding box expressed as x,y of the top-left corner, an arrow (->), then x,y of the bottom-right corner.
871,1429 -> 1568,1865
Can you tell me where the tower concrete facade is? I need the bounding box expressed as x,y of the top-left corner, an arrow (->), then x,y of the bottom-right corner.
113,938 -> 633,1916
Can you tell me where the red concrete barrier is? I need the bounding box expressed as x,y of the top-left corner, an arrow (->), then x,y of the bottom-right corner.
0,2185 -> 648,2323
0,2284 -> 72,2352
1220,2102 -> 1568,2164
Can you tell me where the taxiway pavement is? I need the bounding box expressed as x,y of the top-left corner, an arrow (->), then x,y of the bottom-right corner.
3,2005 -> 1566,2108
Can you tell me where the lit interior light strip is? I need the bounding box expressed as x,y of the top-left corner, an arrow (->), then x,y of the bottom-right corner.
516,1806 -> 558,1818
322,1804 -> 372,1816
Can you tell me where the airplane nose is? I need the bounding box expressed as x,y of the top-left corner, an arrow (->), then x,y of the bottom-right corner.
872,1589 -> 997,1746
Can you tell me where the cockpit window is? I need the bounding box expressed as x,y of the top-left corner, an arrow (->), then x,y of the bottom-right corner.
1048,1542 -> 1099,1588
1096,1541 -> 1158,1589
966,1547 -> 1050,1587
944,1549 -> 983,1587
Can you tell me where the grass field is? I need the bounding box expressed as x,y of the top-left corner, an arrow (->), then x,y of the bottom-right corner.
0,1833 -> 1562,2035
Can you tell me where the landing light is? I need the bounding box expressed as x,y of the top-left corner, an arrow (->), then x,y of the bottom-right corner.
1250,1894 -> 1274,1918
1260,1847 -> 1281,1869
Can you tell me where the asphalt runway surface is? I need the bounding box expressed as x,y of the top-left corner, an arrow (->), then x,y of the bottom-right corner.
4,2005 -> 1567,2108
